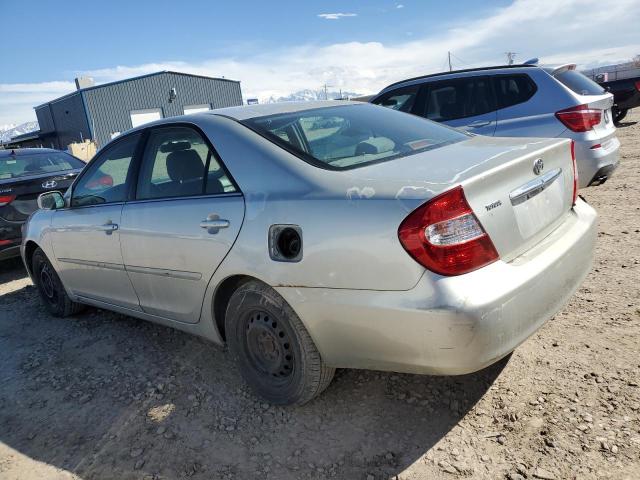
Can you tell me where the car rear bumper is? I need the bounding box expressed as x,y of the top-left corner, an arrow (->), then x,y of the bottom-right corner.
574,136 -> 620,188
0,217 -> 23,261
276,199 -> 597,375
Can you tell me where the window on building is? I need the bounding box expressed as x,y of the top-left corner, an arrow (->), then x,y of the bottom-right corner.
183,104 -> 211,115
130,108 -> 163,128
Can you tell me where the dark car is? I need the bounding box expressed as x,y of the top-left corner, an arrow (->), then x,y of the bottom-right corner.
0,148 -> 85,260
594,74 -> 640,124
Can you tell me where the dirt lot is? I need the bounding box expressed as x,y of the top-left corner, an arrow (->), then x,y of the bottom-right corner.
1,112 -> 639,480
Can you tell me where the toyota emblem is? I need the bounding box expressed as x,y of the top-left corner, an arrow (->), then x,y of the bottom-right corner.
42,180 -> 58,189
533,158 -> 544,176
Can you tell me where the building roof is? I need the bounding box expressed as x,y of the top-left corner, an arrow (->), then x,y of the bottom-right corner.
35,70 -> 241,109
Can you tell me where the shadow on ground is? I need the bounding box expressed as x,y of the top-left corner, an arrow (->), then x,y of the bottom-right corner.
0,281 -> 506,480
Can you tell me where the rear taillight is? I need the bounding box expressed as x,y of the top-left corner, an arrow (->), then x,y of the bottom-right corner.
635,80 -> 640,92
570,141 -> 578,205
398,186 -> 499,276
555,104 -> 601,132
0,194 -> 16,207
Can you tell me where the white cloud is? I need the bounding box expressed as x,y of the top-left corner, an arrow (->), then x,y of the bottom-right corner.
1,0 -> 639,125
318,13 -> 357,20
396,4 -> 404,9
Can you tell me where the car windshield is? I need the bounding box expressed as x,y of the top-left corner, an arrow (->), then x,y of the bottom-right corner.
554,70 -> 605,96
0,151 -> 84,179
242,104 -> 468,170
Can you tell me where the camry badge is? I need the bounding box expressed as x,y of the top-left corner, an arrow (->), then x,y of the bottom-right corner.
533,158 -> 544,176
42,180 -> 58,189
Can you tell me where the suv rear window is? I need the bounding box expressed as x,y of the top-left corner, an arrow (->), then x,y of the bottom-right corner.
0,151 -> 84,179
243,104 -> 467,170
554,70 -> 605,96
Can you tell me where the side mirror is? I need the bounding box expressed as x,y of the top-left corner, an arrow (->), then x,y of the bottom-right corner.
37,191 -> 65,210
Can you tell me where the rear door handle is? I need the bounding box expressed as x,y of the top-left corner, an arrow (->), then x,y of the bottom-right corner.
468,120 -> 491,128
200,219 -> 230,229
97,222 -> 118,234
200,214 -> 230,234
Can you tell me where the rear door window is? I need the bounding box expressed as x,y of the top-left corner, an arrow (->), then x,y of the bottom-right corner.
554,70 -> 605,96
136,126 -> 236,200
423,77 -> 494,121
493,74 -> 537,109
372,85 -> 420,113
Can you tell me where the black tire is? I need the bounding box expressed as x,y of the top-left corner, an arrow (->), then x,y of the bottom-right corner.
613,106 -> 628,125
32,247 -> 84,317
225,280 -> 335,405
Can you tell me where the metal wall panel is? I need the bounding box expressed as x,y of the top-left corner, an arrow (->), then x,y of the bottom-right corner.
82,72 -> 242,146
47,93 -> 92,149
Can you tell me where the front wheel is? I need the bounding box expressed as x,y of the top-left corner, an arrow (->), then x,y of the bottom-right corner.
225,280 -> 335,405
32,247 -> 84,317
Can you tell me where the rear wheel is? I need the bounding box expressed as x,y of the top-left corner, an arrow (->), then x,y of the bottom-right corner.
32,247 -> 84,317
225,280 -> 335,405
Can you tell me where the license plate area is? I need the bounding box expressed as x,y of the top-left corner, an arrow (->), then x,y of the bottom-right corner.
511,169 -> 565,239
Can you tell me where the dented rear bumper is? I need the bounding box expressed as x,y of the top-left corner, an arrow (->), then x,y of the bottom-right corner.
275,199 -> 597,375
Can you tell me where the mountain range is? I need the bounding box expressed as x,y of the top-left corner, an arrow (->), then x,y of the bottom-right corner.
0,122 -> 39,143
262,89 -> 363,104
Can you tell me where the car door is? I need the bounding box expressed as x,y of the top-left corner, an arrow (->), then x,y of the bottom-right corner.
49,132 -> 142,310
120,125 -> 244,323
420,76 -> 497,135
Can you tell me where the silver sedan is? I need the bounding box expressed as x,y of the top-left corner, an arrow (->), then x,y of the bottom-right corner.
22,101 -> 597,405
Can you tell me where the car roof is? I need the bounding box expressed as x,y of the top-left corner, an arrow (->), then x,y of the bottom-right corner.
208,100 -> 361,121
0,148 -> 63,158
378,64 -> 539,94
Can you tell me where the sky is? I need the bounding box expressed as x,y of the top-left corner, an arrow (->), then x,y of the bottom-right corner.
1,0 -> 639,126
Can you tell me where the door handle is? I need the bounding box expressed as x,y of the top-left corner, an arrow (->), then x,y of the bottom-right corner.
200,214 -> 230,234
200,219 -> 230,229
97,222 -> 118,234
468,120 -> 491,128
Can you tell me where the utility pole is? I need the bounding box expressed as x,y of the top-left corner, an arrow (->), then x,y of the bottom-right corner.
448,51 -> 452,71
505,52 -> 517,65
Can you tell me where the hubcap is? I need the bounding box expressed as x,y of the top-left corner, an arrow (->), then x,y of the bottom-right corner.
245,311 -> 293,378
39,263 -> 57,302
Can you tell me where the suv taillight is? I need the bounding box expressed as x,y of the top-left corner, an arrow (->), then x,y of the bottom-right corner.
635,80 -> 640,92
555,104 -> 601,132
398,186 -> 499,276
0,194 -> 16,207
570,140 -> 578,205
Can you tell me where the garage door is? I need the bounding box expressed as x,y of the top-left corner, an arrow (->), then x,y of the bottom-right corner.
183,104 -> 211,115
130,108 -> 163,128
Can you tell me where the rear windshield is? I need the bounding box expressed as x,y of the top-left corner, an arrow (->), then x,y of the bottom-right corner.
0,151 -> 84,179
554,70 -> 605,96
242,104 -> 467,170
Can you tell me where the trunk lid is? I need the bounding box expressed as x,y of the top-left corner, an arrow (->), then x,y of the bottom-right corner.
0,170 -> 80,221
346,135 -> 575,263
461,138 -> 574,262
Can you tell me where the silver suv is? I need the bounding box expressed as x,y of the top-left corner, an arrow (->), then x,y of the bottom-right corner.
371,64 -> 619,187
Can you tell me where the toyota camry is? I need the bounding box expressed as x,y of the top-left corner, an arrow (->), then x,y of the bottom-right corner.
22,101 -> 596,405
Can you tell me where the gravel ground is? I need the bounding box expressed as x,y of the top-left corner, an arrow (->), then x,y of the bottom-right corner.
1,112 -> 639,480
